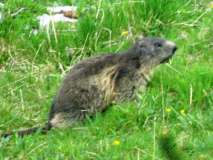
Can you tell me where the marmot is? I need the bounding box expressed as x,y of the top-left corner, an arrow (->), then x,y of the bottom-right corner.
1,37 -> 177,137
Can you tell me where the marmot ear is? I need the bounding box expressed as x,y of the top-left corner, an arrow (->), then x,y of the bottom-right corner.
135,34 -> 144,42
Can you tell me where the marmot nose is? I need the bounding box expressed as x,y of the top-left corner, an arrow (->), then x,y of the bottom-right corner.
165,40 -> 177,54
172,46 -> 177,53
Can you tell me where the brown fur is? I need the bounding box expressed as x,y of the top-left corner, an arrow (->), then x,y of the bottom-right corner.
1,37 -> 177,137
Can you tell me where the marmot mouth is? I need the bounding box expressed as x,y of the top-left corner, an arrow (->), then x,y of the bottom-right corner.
160,46 -> 177,63
160,55 -> 173,63
160,53 -> 174,63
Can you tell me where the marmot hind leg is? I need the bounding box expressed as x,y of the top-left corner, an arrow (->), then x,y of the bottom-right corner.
49,110 -> 86,128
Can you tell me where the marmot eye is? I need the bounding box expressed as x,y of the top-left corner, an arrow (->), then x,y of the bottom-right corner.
154,42 -> 163,48
139,44 -> 146,48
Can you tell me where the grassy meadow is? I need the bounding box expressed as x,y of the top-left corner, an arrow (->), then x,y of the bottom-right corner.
0,0 -> 213,159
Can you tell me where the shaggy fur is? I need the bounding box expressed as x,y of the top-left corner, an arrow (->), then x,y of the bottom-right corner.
1,37 -> 177,137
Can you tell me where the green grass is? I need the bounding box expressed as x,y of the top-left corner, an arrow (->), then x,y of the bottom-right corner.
0,0 -> 213,159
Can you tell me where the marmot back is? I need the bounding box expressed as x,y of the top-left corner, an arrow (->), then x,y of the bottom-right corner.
1,37 -> 177,137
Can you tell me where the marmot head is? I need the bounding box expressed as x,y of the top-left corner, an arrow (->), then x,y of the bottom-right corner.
133,37 -> 177,67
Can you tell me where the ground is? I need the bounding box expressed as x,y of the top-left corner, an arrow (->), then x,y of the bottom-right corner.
0,0 -> 213,159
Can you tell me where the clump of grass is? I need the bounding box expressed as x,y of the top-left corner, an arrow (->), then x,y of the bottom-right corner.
158,128 -> 186,160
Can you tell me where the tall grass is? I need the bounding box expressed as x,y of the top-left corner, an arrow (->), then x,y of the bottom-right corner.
1,0 -> 209,64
